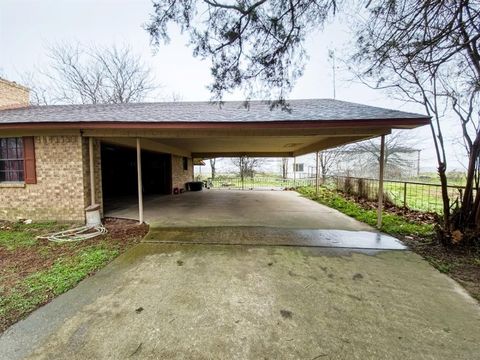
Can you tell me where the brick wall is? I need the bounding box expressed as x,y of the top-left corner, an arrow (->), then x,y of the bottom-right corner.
0,136 -> 87,222
0,78 -> 30,110
0,136 -> 194,221
171,155 -> 193,191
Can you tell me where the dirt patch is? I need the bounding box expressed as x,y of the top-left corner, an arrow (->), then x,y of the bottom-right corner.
0,218 -> 148,333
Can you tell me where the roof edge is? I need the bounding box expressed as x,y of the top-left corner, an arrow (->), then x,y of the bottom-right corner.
0,118 -> 431,131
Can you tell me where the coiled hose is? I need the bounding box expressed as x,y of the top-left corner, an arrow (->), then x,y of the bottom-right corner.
38,225 -> 107,242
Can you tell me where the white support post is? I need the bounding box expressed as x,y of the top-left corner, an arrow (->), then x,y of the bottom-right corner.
293,157 -> 297,186
315,151 -> 319,196
137,138 -> 144,224
377,135 -> 386,229
89,137 -> 96,206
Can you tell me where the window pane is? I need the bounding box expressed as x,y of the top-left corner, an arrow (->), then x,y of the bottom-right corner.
0,138 -> 24,182
16,138 -> 24,158
0,139 -> 5,158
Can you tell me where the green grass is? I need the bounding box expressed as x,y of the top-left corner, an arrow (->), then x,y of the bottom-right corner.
297,186 -> 435,237
0,222 -> 69,250
425,257 -> 454,274
210,176 -> 314,189
0,246 -> 118,320
0,220 -> 144,332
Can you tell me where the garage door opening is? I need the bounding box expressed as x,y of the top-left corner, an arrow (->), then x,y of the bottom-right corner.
101,142 -> 172,212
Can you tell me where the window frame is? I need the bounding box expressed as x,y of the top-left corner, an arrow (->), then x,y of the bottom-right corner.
294,163 -> 304,172
0,137 -> 25,183
182,157 -> 189,171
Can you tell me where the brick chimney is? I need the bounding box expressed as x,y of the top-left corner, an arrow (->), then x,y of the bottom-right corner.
0,78 -> 30,110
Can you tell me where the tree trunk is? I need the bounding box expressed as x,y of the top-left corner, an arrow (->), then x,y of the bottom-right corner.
438,162 -> 450,230
282,158 -> 289,179
210,158 -> 216,181
460,132 -> 480,228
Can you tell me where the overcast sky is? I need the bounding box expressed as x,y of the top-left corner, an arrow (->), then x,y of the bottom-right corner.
0,0 -> 468,171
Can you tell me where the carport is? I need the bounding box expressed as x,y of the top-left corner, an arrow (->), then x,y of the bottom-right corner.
81,99 -> 429,227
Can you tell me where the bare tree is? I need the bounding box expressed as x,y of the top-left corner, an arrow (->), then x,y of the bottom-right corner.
352,0 -> 480,242
20,72 -> 50,105
27,42 -> 158,105
345,132 -> 420,179
318,147 -> 345,181
281,158 -> 289,179
210,158 -> 217,181
232,156 -> 263,181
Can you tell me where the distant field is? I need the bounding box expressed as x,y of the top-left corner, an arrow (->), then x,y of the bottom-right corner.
411,173 -> 467,186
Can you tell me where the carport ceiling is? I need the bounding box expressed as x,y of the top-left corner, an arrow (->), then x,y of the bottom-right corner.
0,99 -> 430,157
153,134 -> 370,157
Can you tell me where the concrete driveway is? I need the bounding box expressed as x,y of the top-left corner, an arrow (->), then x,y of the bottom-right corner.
106,190 -> 373,230
2,244 -> 479,360
1,190 -> 479,359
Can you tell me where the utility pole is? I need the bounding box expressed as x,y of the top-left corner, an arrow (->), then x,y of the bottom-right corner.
329,49 -> 336,100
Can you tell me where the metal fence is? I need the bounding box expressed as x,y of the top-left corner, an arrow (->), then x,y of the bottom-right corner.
326,176 -> 467,214
207,174 -> 468,214
209,176 -> 315,190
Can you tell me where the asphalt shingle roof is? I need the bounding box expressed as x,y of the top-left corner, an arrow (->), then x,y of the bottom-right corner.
0,99 -> 429,124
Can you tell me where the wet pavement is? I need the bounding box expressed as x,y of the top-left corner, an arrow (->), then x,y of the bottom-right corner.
145,227 -> 407,250
2,243 -> 479,360
106,190 -> 374,231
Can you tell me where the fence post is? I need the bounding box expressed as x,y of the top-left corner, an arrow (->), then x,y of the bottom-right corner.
403,182 -> 407,208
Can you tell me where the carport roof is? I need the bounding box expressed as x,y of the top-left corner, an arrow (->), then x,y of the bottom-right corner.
0,99 -> 429,125
0,99 -> 430,157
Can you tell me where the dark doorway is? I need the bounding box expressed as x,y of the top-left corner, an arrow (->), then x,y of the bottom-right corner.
101,143 -> 172,210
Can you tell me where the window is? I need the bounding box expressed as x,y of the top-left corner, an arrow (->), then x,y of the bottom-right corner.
0,138 -> 24,182
183,157 -> 189,171
294,163 -> 304,172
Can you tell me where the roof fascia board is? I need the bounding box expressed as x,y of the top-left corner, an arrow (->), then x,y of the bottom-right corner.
0,118 -> 431,131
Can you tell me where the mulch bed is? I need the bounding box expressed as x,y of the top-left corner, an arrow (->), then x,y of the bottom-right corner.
0,217 -> 149,332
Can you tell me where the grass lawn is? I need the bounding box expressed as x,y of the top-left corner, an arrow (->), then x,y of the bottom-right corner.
297,186 -> 435,237
0,218 -> 148,333
297,186 -> 480,301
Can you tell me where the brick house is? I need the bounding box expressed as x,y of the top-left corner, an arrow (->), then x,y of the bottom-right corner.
0,78 -> 430,223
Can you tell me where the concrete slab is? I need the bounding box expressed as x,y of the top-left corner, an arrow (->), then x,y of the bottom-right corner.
145,227 -> 407,250
106,190 -> 374,231
2,243 -> 479,360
